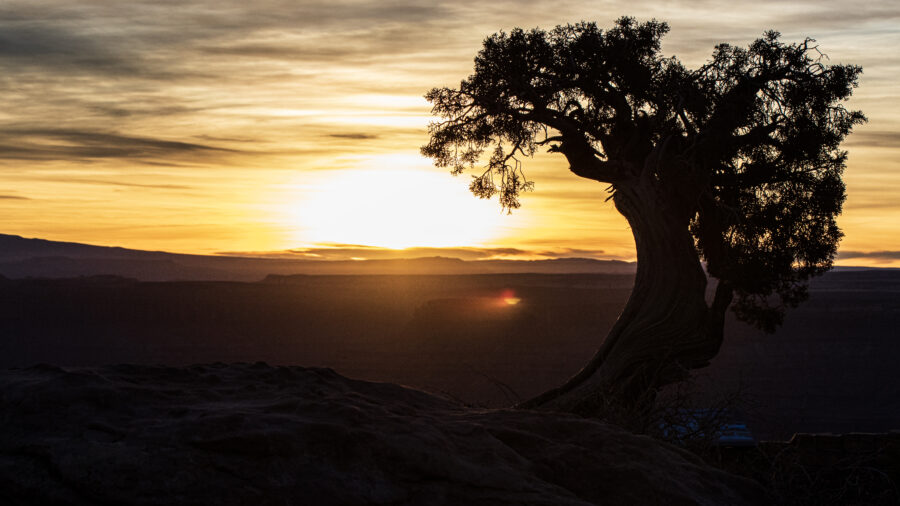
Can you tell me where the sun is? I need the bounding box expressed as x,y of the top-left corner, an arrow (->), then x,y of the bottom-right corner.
290,167 -> 507,249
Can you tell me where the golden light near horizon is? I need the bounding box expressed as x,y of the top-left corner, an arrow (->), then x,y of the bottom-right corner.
0,0 -> 896,265
289,164 -> 508,250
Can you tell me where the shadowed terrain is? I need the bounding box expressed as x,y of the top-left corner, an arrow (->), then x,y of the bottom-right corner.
1,270 -> 897,441
0,362 -> 766,505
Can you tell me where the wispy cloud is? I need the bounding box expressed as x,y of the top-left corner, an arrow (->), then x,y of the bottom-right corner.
535,248 -> 608,258
325,133 -> 379,140
284,246 -> 533,261
44,178 -> 194,190
218,244 -> 612,261
0,23 -> 144,76
0,129 -> 236,163
839,250 -> 900,261
845,131 -> 900,149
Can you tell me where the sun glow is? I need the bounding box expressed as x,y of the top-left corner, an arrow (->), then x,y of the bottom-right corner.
290,167 -> 507,249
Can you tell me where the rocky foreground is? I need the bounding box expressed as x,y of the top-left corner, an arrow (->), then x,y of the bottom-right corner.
0,363 -> 765,505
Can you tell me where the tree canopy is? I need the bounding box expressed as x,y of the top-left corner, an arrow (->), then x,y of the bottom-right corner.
423,17 -> 864,334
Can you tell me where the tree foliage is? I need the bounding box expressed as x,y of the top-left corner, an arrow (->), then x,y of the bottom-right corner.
422,17 -> 864,332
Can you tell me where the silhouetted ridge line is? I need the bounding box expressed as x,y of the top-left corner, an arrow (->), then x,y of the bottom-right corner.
0,234 -> 636,281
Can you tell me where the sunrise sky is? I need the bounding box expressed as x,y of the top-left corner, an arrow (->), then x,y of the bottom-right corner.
1,0 -> 897,265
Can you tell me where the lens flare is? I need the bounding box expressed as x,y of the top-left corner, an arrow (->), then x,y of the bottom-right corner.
501,289 -> 521,306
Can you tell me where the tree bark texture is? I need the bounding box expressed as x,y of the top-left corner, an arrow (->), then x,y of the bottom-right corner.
519,178 -> 733,415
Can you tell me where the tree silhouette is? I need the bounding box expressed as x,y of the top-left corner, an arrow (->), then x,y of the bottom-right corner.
422,18 -> 864,413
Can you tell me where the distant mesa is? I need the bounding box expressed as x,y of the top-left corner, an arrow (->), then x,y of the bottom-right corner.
2,234 -> 893,283
0,234 -> 635,282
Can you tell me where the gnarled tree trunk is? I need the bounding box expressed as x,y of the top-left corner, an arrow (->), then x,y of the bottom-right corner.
519,178 -> 733,415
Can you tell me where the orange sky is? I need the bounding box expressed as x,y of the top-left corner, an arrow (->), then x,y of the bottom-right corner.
1,0 -> 897,266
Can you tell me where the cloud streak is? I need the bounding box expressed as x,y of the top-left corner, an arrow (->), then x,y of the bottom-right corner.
845,131 -> 900,149
219,245 -> 611,261
0,129 -> 236,163
325,133 -> 379,140
0,24 -> 142,75
839,250 -> 900,261
43,178 -> 194,190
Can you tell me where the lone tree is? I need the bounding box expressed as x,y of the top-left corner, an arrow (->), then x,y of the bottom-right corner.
422,18 -> 864,414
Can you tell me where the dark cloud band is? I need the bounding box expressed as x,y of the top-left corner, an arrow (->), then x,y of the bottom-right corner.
0,129 -> 236,163
839,250 -> 900,260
